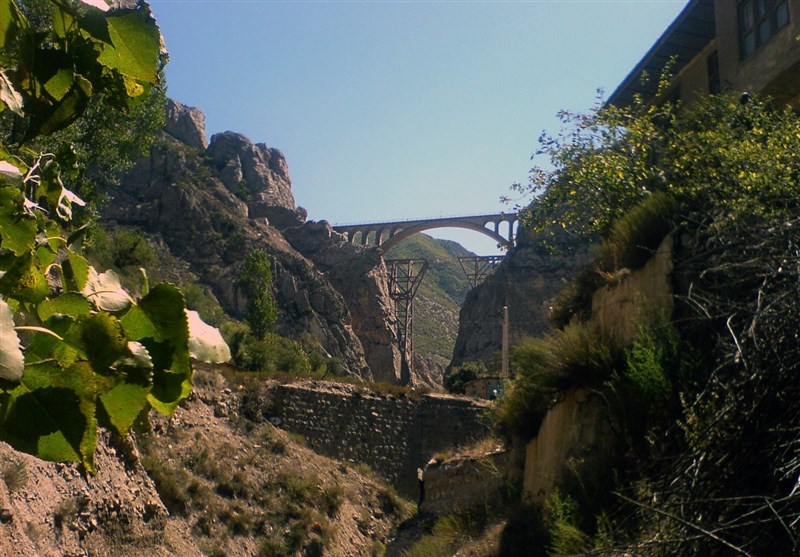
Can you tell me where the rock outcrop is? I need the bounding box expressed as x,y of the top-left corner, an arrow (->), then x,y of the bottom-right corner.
206,131 -> 304,230
105,100 -> 373,377
450,226 -> 592,369
164,98 -> 207,150
283,221 -> 404,384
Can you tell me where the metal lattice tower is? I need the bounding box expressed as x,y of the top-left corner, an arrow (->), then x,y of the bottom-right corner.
385,258 -> 429,384
458,255 -> 504,288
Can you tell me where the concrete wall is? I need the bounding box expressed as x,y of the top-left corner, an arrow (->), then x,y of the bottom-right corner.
264,381 -> 492,497
523,389 -> 617,504
591,234 -> 674,345
422,450 -> 509,514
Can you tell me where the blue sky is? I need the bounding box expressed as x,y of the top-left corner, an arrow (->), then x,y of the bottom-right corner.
151,0 -> 687,254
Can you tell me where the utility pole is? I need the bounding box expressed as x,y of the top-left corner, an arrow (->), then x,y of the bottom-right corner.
502,304 -> 509,378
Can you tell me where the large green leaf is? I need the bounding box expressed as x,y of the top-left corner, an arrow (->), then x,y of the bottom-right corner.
0,298 -> 23,382
43,69 -> 74,102
67,312 -> 128,374
0,187 -> 37,256
138,284 -> 190,372
52,3 -> 75,40
136,284 -> 192,415
25,75 -> 92,139
0,360 -> 97,471
97,10 -> 161,84
37,293 -> 91,322
25,315 -> 80,367
0,0 -> 26,51
0,252 -> 49,304
147,369 -> 191,416
63,249 -> 90,292
120,303 -> 158,341
99,365 -> 150,436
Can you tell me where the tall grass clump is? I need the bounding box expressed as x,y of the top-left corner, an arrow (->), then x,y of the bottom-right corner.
545,490 -> 590,557
597,191 -> 677,273
494,322 -> 619,439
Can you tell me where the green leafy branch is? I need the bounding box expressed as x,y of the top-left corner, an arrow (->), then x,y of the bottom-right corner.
0,0 -> 230,471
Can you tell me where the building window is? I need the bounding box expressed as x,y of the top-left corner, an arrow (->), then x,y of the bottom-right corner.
707,51 -> 721,94
739,0 -> 790,58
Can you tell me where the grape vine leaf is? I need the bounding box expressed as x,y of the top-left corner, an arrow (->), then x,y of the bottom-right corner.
98,10 -> 161,84
186,309 -> 231,363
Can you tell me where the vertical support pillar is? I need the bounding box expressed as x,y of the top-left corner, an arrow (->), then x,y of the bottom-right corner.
502,305 -> 509,379
386,258 -> 429,385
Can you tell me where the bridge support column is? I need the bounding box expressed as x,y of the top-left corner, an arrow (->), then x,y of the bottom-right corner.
385,258 -> 428,385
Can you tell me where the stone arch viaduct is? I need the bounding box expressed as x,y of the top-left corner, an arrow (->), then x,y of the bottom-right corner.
332,213 -> 518,251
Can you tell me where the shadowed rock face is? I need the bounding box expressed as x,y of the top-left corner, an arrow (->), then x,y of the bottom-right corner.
284,222 -> 404,384
449,226 -> 592,371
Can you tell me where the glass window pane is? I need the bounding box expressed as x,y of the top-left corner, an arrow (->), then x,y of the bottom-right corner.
776,1 -> 789,28
742,2 -> 754,30
744,32 -> 756,56
759,18 -> 772,42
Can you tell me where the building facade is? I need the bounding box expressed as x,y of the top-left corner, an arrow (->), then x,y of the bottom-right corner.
608,0 -> 800,108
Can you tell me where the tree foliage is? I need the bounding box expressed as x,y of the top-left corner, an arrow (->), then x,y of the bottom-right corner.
444,360 -> 487,394
517,92 -> 800,248
238,249 -> 277,340
0,0 -> 228,471
505,92 -> 800,555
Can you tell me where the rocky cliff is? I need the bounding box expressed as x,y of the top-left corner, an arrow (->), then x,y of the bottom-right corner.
283,222 -> 404,384
450,227 -> 592,370
104,99 -> 410,381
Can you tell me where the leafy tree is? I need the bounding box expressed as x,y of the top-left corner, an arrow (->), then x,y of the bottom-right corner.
503,91 -> 800,555
1,0 -> 166,210
444,360 -> 486,394
0,0 -> 228,471
515,92 -> 800,251
238,249 -> 277,340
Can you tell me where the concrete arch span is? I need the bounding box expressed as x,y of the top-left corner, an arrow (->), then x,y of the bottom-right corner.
379,221 -> 507,251
334,213 -> 518,251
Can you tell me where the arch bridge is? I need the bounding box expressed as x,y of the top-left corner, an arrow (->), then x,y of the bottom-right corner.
333,213 -> 518,251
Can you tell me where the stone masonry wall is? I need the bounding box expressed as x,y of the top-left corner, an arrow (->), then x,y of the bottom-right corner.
264,381 -> 492,497
423,450 -> 509,514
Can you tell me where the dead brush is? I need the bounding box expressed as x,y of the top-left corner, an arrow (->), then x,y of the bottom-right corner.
1,459 -> 28,493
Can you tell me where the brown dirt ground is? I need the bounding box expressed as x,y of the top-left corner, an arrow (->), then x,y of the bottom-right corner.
0,366 -> 412,556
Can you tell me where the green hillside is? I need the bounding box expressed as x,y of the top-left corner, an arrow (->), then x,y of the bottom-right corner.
384,234 -> 477,362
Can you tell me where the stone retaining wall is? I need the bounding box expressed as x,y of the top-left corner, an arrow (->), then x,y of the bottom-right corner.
422,450 -> 509,514
264,382 -> 492,497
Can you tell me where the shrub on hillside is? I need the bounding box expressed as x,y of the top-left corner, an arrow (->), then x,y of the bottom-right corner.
494,322 -> 619,439
445,360 -> 489,394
